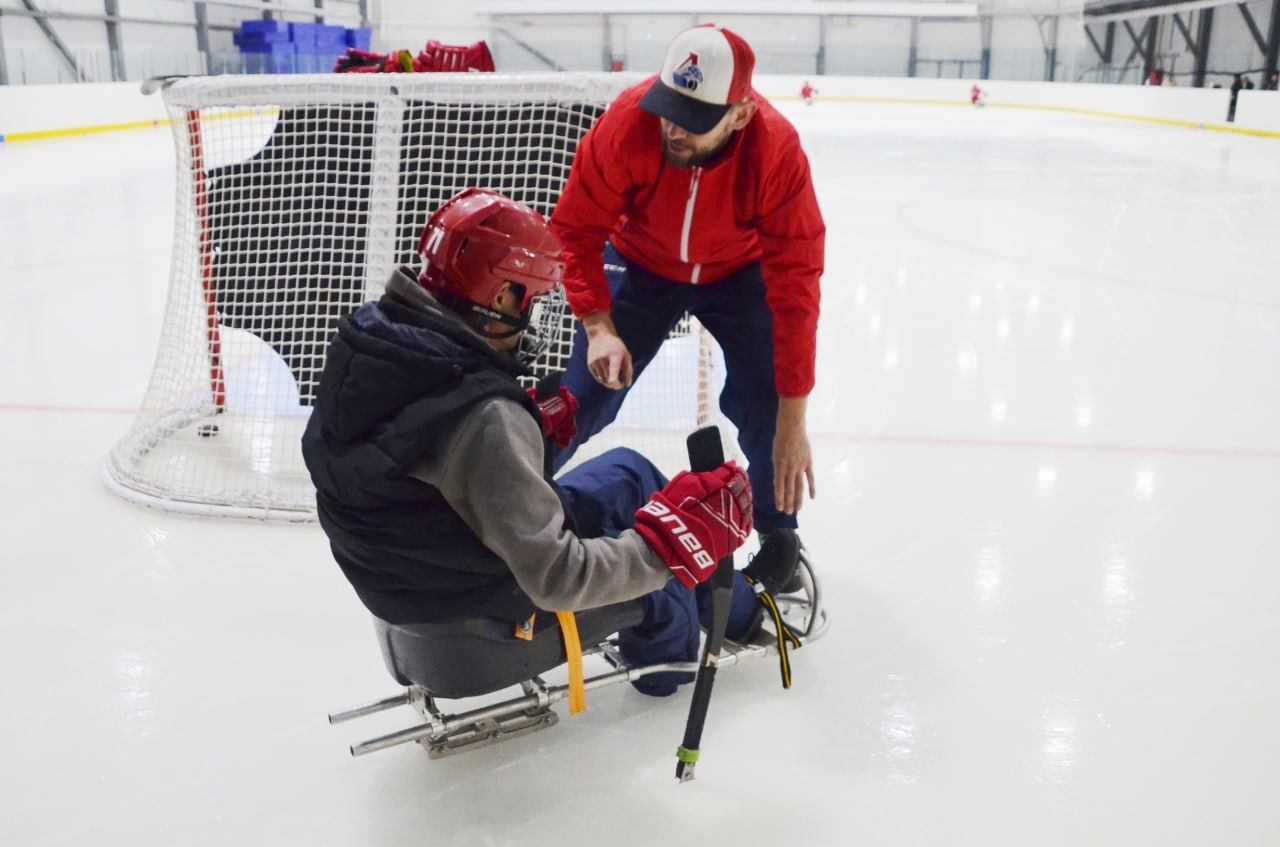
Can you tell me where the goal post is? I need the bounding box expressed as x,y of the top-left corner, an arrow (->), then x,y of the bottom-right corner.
105,72 -> 735,520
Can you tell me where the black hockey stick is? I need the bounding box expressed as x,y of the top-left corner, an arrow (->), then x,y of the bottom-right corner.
532,370 -> 562,402
675,425 -> 736,782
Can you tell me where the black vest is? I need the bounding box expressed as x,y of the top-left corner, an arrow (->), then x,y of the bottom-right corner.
301,292 -> 545,625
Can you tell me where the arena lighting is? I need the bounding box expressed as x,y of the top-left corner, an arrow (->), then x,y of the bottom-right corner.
476,1 -> 980,19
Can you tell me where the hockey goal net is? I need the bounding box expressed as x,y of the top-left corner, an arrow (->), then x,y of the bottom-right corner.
105,72 -> 734,520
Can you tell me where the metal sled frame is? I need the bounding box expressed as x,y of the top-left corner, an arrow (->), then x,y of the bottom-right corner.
328,551 -> 830,758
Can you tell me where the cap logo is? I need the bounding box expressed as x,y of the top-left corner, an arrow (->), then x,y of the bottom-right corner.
672,52 -> 703,92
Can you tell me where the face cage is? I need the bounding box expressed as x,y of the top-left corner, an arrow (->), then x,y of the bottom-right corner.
513,324 -> 549,369
515,291 -> 568,370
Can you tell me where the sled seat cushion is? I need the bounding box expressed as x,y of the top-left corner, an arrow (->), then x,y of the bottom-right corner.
373,601 -> 645,699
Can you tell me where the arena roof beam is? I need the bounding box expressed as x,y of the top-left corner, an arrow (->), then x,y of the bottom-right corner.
104,0 -> 124,81
1237,0 -> 1270,52
476,1 -> 979,19
1192,7 -> 1214,86
1121,16 -> 1158,80
1087,0 -> 1278,79
1085,0 -> 1224,24
1268,0 -> 1280,78
16,0 -> 83,81
0,11 -> 7,85
1171,10 -> 1198,50
1083,20 -> 1117,62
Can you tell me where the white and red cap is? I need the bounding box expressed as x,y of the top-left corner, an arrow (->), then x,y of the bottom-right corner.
639,24 -> 755,135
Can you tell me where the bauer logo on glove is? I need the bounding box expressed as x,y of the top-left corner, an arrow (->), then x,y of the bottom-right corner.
637,499 -> 717,571
634,461 -> 753,588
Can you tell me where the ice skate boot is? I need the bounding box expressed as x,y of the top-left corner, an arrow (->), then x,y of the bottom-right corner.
743,528 -> 803,594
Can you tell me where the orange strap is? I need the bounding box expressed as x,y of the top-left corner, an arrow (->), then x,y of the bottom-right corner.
555,611 -> 586,715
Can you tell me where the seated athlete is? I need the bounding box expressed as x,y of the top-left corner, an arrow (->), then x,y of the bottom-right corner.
301,188 -> 799,697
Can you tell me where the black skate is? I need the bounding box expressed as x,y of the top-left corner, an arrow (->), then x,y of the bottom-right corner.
743,528 -> 804,594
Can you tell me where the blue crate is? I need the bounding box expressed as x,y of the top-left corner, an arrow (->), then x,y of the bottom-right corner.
233,31 -> 291,48
315,25 -> 347,46
241,20 -> 287,38
295,49 -> 347,73
240,41 -> 297,74
239,41 -> 295,56
288,22 -> 319,48
345,27 -> 372,51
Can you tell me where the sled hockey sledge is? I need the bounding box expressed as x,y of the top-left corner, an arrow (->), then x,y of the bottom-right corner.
328,549 -> 830,758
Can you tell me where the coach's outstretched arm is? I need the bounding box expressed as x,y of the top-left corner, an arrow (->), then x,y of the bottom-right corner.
775,395 -> 815,515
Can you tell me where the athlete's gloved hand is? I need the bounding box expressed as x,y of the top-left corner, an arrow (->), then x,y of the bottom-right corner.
525,385 -> 578,448
634,462 -> 753,588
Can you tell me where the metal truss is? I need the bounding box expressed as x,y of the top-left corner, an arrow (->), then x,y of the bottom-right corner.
1083,0 -> 1279,86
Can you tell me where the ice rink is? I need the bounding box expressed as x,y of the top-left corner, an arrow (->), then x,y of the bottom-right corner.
2,95 -> 1278,846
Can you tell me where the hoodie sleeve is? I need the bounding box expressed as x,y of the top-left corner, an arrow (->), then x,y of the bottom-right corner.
411,397 -> 672,611
754,127 -> 825,398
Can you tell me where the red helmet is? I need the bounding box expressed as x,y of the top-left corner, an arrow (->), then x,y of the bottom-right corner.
417,188 -> 564,315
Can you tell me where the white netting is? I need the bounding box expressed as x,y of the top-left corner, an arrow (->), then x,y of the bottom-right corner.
105,72 -> 735,520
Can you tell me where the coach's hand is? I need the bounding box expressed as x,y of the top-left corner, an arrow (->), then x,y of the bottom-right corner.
774,396 -> 816,514
634,462 -> 753,588
582,312 -> 633,389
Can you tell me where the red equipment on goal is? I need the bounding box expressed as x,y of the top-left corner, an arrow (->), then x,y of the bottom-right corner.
334,39 -> 496,74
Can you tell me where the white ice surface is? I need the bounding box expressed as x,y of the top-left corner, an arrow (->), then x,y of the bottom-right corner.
1,99 -> 1278,846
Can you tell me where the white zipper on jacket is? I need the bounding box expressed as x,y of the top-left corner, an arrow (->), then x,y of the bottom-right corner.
681,168 -> 703,283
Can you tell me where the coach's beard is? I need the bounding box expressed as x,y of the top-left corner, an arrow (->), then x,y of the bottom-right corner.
661,139 -> 694,168
662,138 -> 716,169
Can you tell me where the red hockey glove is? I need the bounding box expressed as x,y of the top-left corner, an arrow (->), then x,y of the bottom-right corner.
334,48 -> 415,73
334,48 -> 390,73
634,462 -> 753,588
525,385 -> 578,448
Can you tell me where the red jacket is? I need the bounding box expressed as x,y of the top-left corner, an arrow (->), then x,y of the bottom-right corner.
551,77 -> 825,398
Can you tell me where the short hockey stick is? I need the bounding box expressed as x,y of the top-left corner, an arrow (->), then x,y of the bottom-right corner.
675,425 -> 735,782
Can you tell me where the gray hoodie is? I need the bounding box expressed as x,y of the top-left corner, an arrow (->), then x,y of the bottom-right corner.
396,271 -> 672,612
